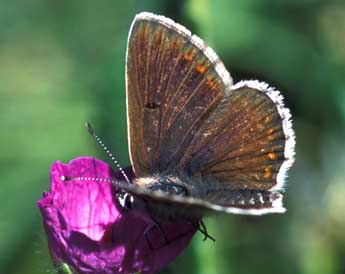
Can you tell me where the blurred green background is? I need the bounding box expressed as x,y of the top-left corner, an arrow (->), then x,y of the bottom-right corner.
1,0 -> 345,273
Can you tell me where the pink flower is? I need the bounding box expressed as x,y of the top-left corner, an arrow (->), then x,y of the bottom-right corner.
37,157 -> 196,274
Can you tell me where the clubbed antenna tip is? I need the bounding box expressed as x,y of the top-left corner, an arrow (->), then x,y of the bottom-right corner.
84,121 -> 130,184
85,121 -> 95,136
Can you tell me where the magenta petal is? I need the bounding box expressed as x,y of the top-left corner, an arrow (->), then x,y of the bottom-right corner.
38,157 -> 196,274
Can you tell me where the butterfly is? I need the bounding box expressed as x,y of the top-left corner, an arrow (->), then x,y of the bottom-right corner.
112,12 -> 295,222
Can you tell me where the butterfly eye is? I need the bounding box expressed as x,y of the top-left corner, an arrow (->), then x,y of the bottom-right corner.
117,192 -> 134,210
125,193 -> 134,209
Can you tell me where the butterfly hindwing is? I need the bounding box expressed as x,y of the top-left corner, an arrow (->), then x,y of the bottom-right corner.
126,12 -> 232,178
178,81 -> 295,193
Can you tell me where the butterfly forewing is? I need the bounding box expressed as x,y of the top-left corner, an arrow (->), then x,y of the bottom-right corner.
126,12 -> 232,177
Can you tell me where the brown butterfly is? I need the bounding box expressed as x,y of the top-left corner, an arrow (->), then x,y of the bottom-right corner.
111,12 -> 295,222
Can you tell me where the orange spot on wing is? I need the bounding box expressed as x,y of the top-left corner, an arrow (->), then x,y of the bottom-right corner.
268,135 -> 275,141
206,79 -> 213,87
206,77 -> 219,91
267,153 -> 276,160
264,166 -> 272,179
183,53 -> 193,61
268,128 -> 274,134
264,116 -> 271,123
196,65 -> 206,74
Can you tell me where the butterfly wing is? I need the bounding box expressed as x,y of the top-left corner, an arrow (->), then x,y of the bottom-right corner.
126,12 -> 232,177
125,12 -> 295,215
178,80 -> 295,192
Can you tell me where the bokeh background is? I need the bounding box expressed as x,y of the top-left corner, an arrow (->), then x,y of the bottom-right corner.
1,0 -> 345,273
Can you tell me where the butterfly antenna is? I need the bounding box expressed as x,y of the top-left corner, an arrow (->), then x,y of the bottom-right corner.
85,122 -> 130,183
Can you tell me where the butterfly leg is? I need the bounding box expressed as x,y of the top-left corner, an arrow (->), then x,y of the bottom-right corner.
195,219 -> 216,242
144,220 -> 171,250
